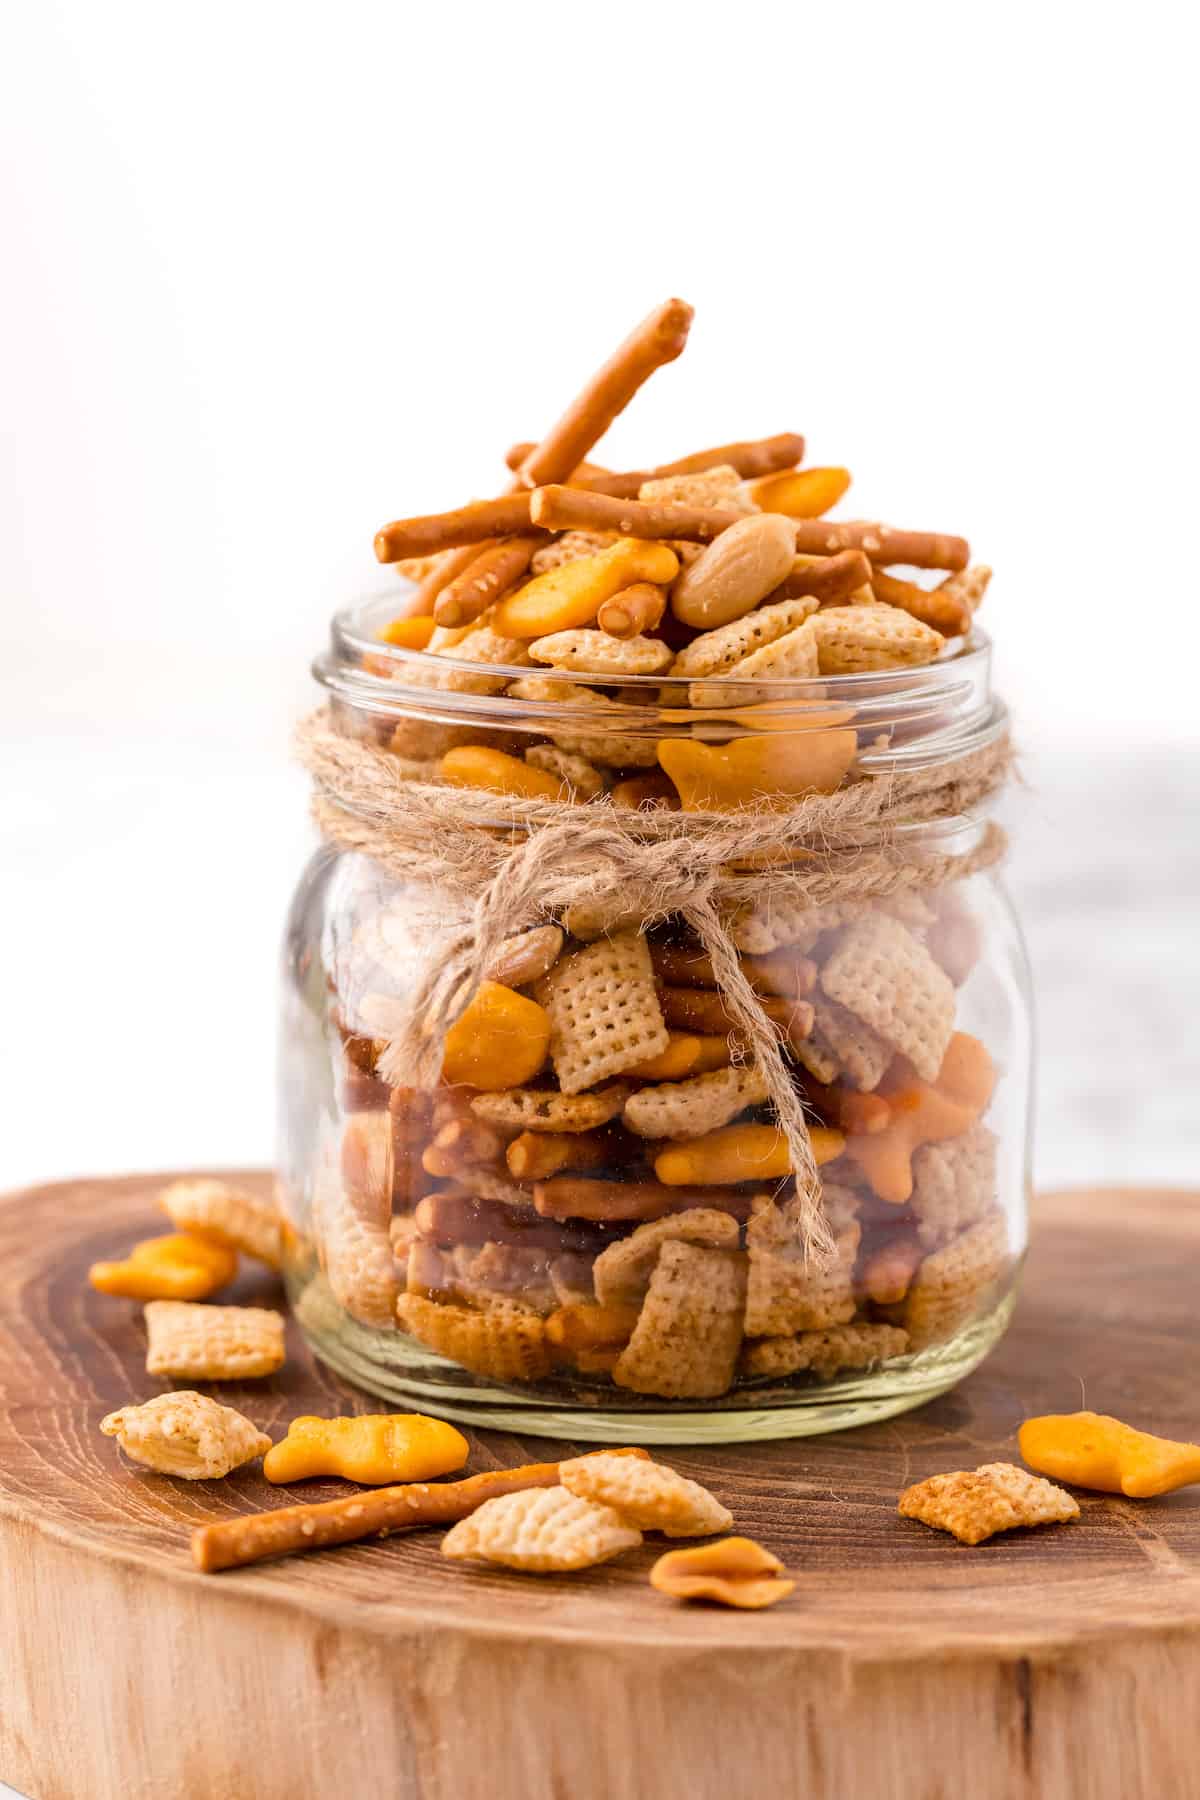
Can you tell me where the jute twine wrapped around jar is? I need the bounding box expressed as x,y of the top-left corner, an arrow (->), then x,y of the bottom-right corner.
295,708 -> 1012,1261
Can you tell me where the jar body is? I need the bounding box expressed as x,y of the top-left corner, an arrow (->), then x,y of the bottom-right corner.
279,815 -> 1032,1442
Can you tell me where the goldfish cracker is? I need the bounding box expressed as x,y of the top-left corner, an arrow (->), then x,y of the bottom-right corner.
657,725 -> 857,812
492,539 -> 679,638
438,745 -> 566,801
377,615 -> 438,649
654,1122 -> 844,1186
623,1034 -> 704,1081
441,981 -> 551,1089
841,1032 -> 996,1204
263,1413 -> 470,1485
1019,1411 -> 1200,1498
88,1233 -> 237,1301
749,466 -> 852,517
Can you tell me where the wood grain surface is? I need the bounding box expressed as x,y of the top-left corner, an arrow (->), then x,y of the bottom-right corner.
1,1173 -> 1198,1800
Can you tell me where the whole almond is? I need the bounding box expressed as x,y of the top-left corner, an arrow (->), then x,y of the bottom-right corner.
670,514 -> 797,629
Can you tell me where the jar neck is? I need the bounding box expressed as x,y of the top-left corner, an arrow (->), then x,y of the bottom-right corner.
314,589 -> 1008,779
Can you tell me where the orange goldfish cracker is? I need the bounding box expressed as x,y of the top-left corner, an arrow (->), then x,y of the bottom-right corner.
898,1463 -> 1078,1546
750,466 -> 851,517
144,1300 -> 286,1380
745,1201 -> 860,1336
655,1123 -> 844,1187
89,1233 -> 238,1302
1018,1412 -> 1200,1498
657,724 -> 857,812
545,1301 -> 641,1362
492,538 -> 680,638
100,1391 -> 272,1480
442,1485 -> 642,1571
842,1032 -> 996,1204
160,1178 -> 282,1270
670,513 -> 799,628
592,1209 -> 741,1307
263,1413 -> 469,1486
441,980 -> 551,1090
560,1451 -> 732,1537
650,1537 -> 795,1609
484,922 -> 565,989
622,1033 -> 704,1080
535,930 -> 669,1094
376,614 -> 438,650
439,744 -> 566,802
613,1240 -> 747,1399
596,582 -> 667,639
527,627 -> 674,676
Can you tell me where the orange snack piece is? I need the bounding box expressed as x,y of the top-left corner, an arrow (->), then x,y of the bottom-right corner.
654,1122 -> 844,1186
263,1413 -> 470,1486
1019,1412 -> 1200,1498
439,745 -> 565,801
441,981 -> 551,1090
377,615 -> 438,650
657,722 -> 857,812
649,1537 -> 795,1609
88,1233 -> 237,1302
492,539 -> 680,638
840,1032 -> 995,1204
750,466 -> 852,517
623,1033 -> 704,1081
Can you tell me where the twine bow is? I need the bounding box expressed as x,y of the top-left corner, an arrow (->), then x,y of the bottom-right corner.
296,708 -> 1010,1262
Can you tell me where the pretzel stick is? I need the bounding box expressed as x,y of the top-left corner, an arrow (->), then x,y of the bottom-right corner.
533,1178 -> 756,1225
869,566 -> 970,636
375,494 -> 536,564
434,535 -> 545,628
191,1450 -> 650,1572
515,298 -> 694,489
529,485 -> 744,543
596,582 -> 667,639
506,432 -> 806,498
790,519 -> 970,572
770,550 -> 873,604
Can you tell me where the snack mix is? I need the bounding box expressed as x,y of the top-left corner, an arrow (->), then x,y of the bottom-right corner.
279,295 -> 1028,1433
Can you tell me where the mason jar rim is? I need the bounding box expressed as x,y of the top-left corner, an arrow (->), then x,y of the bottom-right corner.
314,587 -> 1008,772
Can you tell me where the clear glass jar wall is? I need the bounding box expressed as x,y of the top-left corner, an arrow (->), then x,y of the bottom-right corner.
278,595 -> 1032,1442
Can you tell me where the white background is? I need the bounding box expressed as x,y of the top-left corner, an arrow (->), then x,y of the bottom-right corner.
2,1 -> 1198,1208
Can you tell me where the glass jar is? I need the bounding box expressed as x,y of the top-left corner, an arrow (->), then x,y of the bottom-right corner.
278,590 -> 1032,1443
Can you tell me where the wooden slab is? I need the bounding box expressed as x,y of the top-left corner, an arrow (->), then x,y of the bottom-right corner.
1,1173 -> 1198,1800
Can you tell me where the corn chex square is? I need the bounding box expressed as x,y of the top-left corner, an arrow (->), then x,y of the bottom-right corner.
160,1178 -> 282,1270
144,1301 -> 285,1380
809,602 -> 944,674
745,1197 -> 860,1338
671,598 -> 820,680
559,1451 -> 732,1537
622,1064 -> 768,1141
740,1321 -> 909,1381
898,1462 -> 1079,1545
613,1241 -> 747,1399
100,1391 -> 272,1479
903,1209 -> 1009,1350
397,1292 -> 552,1384
536,930 -> 668,1094
819,911 -> 956,1082
911,1124 -> 999,1248
442,1485 -> 642,1571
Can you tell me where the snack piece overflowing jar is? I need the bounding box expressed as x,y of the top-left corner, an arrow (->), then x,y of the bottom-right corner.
279,299 -> 1031,1442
